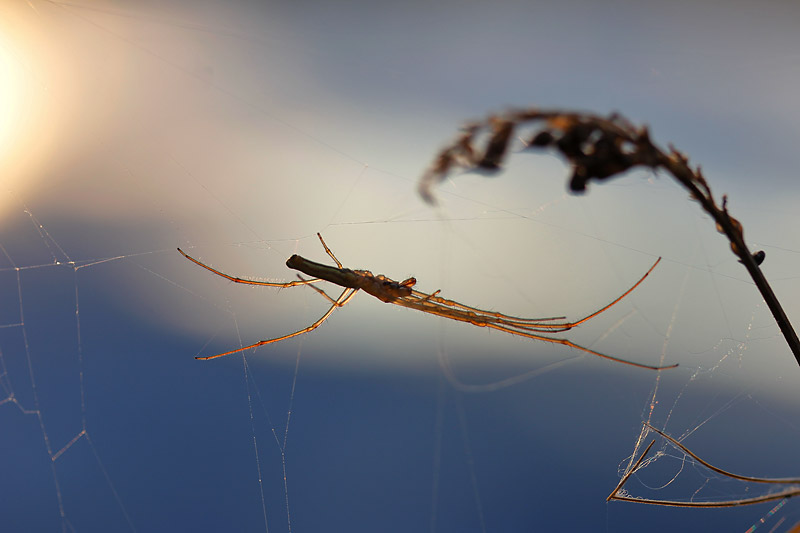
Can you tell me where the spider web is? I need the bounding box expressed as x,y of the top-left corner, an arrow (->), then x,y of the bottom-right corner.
2,1 -> 800,532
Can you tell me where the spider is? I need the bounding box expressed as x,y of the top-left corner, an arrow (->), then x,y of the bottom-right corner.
178,233 -> 677,370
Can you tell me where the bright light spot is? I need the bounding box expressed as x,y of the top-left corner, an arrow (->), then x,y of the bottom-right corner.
0,38 -> 20,166
0,25 -> 53,216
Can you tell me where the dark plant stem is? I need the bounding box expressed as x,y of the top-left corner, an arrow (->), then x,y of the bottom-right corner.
655,147 -> 800,367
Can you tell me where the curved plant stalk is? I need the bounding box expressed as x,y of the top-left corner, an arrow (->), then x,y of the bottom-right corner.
420,108 -> 800,367
606,423 -> 800,507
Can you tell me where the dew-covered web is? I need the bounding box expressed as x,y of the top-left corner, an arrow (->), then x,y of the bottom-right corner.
3,1 -> 800,532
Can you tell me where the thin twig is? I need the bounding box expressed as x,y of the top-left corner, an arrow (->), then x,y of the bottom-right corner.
607,424 -> 800,508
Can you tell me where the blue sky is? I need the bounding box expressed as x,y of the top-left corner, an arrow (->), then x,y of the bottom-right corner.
2,0 -> 800,531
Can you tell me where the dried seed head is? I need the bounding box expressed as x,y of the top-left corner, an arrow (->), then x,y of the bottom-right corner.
528,130 -> 554,147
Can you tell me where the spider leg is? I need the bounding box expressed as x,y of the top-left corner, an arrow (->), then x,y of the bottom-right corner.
402,293 -> 567,329
531,256 -> 662,331
411,289 -> 567,324
195,287 -> 359,360
484,321 -> 677,370
416,256 -> 660,333
407,257 -> 659,333
178,247 -> 322,288
297,274 -> 350,306
316,233 -> 343,268
392,294 -> 675,370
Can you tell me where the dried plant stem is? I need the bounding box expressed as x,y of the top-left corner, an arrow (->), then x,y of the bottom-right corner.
420,108 -> 800,367
657,153 -> 800,367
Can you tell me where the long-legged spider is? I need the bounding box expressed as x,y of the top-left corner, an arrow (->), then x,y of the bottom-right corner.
178,234 -> 677,370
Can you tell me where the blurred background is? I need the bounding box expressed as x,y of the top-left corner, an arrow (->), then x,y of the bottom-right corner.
2,0 -> 800,531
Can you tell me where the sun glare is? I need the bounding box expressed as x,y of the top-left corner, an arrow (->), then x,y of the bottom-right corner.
0,24 -> 53,216
0,37 -> 20,167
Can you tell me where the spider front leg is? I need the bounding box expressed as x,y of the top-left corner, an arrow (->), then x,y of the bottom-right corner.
177,247 -> 323,288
